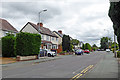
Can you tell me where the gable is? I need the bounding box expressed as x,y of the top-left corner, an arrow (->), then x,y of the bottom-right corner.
21,23 -> 39,34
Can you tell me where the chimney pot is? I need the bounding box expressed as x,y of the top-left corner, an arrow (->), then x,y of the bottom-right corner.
37,23 -> 43,27
58,30 -> 62,34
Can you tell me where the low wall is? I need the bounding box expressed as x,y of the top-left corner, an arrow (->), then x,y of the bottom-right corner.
59,52 -> 74,55
16,55 -> 37,61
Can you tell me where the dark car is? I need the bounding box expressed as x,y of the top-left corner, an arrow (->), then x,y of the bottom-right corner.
75,49 -> 83,55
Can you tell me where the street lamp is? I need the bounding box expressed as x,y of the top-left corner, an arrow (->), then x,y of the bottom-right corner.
38,9 -> 47,58
38,9 -> 47,31
104,29 -> 110,49
104,29 -> 117,57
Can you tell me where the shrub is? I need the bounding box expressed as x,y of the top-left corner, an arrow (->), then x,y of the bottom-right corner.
2,35 -> 16,57
117,51 -> 120,58
16,32 -> 41,56
59,51 -> 66,55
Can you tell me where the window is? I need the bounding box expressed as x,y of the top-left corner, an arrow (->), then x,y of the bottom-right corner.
52,45 -> 57,49
52,37 -> 54,41
56,37 -> 58,41
47,35 -> 49,41
42,35 -> 44,40
4,31 -> 8,36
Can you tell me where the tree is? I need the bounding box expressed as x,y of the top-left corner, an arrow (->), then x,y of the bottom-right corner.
92,44 -> 97,47
100,37 -> 109,50
109,2 -> 120,49
111,42 -> 119,50
62,35 -> 71,52
81,43 -> 85,50
84,43 -> 92,51
92,44 -> 98,51
70,39 -> 80,45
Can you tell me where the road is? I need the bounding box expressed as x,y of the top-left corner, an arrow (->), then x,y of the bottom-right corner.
2,51 -> 116,78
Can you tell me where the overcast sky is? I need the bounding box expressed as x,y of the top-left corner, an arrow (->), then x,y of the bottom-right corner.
1,0 -> 115,47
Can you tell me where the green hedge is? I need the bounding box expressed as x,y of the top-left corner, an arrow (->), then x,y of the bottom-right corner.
16,32 -> 41,56
2,35 -> 16,57
117,51 -> 120,58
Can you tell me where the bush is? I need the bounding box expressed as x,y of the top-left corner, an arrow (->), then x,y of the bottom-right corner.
16,32 -> 41,56
117,51 -> 120,58
2,35 -> 16,57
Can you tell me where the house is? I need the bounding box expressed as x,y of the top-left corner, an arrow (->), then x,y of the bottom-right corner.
20,22 -> 58,50
53,30 -> 63,53
0,18 -> 18,38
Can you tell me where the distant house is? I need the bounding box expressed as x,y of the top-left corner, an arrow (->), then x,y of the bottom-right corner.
53,30 -> 63,53
20,22 -> 58,50
0,18 -> 18,38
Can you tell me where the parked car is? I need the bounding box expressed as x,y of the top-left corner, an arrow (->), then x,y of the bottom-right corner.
106,49 -> 110,52
84,50 -> 90,53
75,49 -> 83,55
45,49 -> 56,57
97,49 -> 101,51
37,49 -> 47,58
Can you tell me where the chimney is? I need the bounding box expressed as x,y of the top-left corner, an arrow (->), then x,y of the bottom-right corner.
37,23 -> 43,27
58,30 -> 62,34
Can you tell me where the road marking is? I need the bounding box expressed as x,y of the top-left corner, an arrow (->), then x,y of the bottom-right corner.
71,65 -> 94,80
74,74 -> 83,80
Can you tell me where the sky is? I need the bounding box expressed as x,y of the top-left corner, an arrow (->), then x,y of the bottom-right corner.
1,0 -> 115,47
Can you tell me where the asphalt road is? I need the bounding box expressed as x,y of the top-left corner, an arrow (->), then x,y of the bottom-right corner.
2,51 -> 110,78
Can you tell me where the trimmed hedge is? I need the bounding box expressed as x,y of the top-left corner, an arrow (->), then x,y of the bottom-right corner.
2,35 -> 16,57
16,32 -> 41,56
117,51 -> 120,58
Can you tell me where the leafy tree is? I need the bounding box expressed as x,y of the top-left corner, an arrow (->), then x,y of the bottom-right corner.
62,35 -> 71,52
109,2 -> 120,49
111,42 -> 119,50
92,44 -> 98,51
84,43 -> 92,51
100,37 -> 109,50
81,43 -> 85,50
92,44 -> 97,47
70,39 -> 80,45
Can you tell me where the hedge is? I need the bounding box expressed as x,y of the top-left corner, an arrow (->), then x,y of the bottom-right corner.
16,32 -> 41,56
117,51 -> 120,58
2,35 -> 16,57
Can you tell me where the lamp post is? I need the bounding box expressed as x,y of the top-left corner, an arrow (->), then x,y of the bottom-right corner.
38,9 -> 47,31
104,29 -> 110,49
38,9 -> 47,58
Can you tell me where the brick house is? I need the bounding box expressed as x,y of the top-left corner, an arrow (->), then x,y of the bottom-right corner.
20,22 -> 58,50
53,30 -> 63,53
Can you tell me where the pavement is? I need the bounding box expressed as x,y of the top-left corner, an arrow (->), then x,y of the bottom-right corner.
0,57 -> 17,64
82,52 -> 118,78
1,55 -> 63,67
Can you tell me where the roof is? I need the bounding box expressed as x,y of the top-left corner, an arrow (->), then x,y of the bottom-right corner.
0,18 -> 18,32
21,22 -> 58,37
53,31 -> 63,38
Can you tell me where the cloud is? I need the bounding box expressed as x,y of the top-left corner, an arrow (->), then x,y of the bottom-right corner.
1,0 -> 114,47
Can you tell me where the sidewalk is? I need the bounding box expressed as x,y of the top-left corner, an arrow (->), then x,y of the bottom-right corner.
0,57 -> 17,64
83,52 -> 118,78
1,55 -> 72,67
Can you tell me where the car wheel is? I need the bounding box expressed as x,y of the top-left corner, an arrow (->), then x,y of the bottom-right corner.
48,53 -> 51,57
